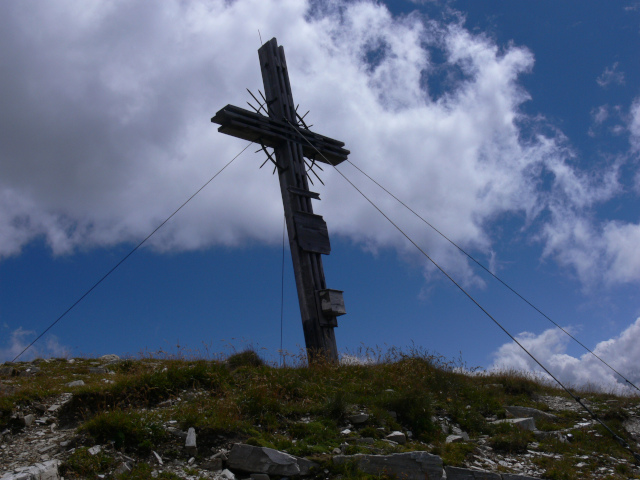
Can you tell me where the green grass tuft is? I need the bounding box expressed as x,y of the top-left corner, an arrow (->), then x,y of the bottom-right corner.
80,409 -> 166,454
61,447 -> 116,479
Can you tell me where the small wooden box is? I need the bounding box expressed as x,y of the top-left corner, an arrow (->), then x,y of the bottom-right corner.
318,289 -> 346,317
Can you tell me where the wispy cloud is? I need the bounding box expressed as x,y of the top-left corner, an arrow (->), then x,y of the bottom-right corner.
0,327 -> 70,362
630,97 -> 640,155
592,105 -> 610,126
491,318 -> 640,394
543,95 -> 640,288
587,104 -> 628,137
596,62 -> 625,88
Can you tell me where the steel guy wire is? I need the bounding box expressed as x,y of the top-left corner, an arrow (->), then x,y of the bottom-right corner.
12,141 -> 253,363
345,158 -> 640,394
282,116 -> 640,463
280,214 -> 286,367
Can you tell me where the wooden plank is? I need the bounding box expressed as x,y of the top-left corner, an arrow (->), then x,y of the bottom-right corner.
213,38 -> 343,363
293,211 -> 331,255
218,106 -> 349,159
259,38 -> 340,362
212,104 -> 350,165
288,186 -> 320,199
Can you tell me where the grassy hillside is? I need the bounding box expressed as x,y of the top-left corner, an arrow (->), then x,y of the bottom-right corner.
1,348 -> 639,479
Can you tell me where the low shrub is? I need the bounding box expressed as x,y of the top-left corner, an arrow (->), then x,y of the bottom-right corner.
80,410 -> 166,454
488,423 -> 533,454
384,391 -> 437,440
226,350 -> 265,369
324,390 -> 350,421
62,447 -> 115,479
439,442 -> 475,466
492,369 -> 542,397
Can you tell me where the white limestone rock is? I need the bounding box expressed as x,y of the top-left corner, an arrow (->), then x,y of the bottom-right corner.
502,474 -> 544,480
491,417 -> 536,431
185,427 -> 197,455
88,445 -> 101,456
333,452 -> 443,480
505,406 -> 558,423
227,443 -> 316,476
99,354 -> 120,362
152,450 -> 163,465
0,460 -> 60,480
385,431 -> 407,445
347,413 -> 370,424
220,470 -> 236,480
445,466 -> 500,479
445,434 -> 465,444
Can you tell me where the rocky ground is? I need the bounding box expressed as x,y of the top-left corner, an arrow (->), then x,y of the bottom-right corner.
1,355 -> 640,479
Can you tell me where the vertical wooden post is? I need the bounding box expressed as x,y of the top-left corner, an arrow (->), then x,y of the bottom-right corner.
258,38 -> 339,362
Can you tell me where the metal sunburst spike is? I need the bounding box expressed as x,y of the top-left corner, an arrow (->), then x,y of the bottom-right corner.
304,158 -> 324,186
247,88 -> 268,116
259,90 -> 276,118
295,105 -> 311,130
257,143 -> 282,175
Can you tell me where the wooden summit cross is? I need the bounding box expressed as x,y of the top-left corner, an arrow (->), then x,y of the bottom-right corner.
211,38 -> 350,362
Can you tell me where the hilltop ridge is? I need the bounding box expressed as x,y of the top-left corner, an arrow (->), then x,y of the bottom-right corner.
1,349 -> 639,479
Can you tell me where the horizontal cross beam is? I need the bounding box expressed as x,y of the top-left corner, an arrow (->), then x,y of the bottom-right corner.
211,104 -> 350,166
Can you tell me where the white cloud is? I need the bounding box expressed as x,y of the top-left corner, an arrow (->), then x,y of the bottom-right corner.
630,97 -> 640,155
592,105 -> 610,126
0,327 -> 70,362
539,205 -> 640,289
596,62 -> 625,88
602,222 -> 640,284
0,0 -> 637,289
589,104 -> 628,139
406,0 -> 451,4
632,98 -> 640,192
491,318 -> 640,394
539,208 -> 605,287
537,97 -> 640,287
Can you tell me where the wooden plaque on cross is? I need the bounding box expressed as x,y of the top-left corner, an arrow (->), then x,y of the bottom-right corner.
211,38 -> 350,362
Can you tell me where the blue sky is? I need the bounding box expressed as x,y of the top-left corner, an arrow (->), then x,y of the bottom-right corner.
1,1 -> 640,391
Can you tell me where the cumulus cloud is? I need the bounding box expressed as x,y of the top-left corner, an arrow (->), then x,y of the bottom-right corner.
0,0 -> 638,288
0,327 -> 70,362
491,318 -> 640,394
